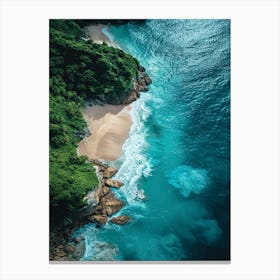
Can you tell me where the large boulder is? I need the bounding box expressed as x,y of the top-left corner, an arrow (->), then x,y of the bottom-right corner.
144,76 -> 152,85
100,185 -> 110,197
103,167 -> 118,178
87,214 -> 107,224
100,192 -> 124,216
138,77 -> 146,86
110,216 -> 131,225
124,90 -> 138,104
139,85 -> 148,92
56,251 -> 66,258
64,244 -> 76,254
105,179 -> 124,188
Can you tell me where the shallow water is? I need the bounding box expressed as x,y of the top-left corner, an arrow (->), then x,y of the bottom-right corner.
74,19 -> 230,260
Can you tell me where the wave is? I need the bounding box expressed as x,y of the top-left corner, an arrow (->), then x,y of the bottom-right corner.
113,92 -> 153,205
74,225 -> 119,261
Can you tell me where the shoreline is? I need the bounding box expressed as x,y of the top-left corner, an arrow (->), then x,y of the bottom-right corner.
84,24 -> 120,48
49,160 -> 128,261
79,25 -> 134,162
50,22 -> 152,261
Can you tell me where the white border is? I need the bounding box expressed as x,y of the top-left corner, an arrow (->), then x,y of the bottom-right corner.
1,0 -> 279,279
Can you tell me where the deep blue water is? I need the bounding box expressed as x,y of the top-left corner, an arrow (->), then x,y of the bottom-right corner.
74,19 -> 230,261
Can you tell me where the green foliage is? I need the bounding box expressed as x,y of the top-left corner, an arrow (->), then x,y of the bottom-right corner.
50,19 -> 141,226
49,77 -> 99,225
49,19 -> 140,103
50,145 -> 98,224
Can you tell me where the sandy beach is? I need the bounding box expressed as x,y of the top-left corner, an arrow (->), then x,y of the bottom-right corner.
85,24 -> 119,48
78,104 -> 132,161
78,25 -> 130,162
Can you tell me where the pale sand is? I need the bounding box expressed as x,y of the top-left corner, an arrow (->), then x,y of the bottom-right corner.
78,104 -> 132,161
85,24 -> 120,48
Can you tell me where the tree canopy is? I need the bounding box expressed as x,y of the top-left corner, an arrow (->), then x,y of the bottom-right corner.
49,19 -> 141,226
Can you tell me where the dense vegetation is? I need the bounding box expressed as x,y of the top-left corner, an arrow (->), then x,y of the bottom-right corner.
50,20 -> 140,104
50,19 -> 141,226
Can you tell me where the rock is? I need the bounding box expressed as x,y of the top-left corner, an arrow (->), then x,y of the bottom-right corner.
64,245 -> 76,254
135,89 -> 141,98
93,205 -> 107,216
56,251 -> 66,258
98,165 -> 106,172
71,239 -> 86,260
124,90 -> 138,104
87,214 -> 107,224
144,76 -> 152,85
103,167 -> 118,178
138,77 -> 146,86
139,66 -> 146,72
101,185 -> 110,196
87,215 -> 94,223
105,179 -> 124,188
94,205 -> 103,212
139,85 -> 148,92
100,192 -> 124,216
110,216 -> 131,225
73,237 -> 84,244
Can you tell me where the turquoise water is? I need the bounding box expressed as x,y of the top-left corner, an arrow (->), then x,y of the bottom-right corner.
74,19 -> 230,260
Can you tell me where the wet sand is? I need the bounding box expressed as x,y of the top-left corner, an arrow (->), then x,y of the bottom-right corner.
85,24 -> 119,48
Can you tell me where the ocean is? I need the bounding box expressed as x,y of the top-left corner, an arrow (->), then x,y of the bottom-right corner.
73,19 -> 230,261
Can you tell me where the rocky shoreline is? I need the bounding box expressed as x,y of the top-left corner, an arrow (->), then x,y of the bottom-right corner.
100,67 -> 152,105
121,67 -> 152,105
49,23 -> 152,262
50,70 -> 151,261
84,24 -> 152,106
50,160 -> 129,261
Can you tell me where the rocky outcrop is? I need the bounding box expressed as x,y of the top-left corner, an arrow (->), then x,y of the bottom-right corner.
122,69 -> 152,104
110,215 -> 131,225
83,183 -> 124,222
84,160 -> 125,223
50,235 -> 86,261
87,214 -> 107,224
105,67 -> 152,105
105,178 -> 124,188
64,244 -> 76,254
144,76 -> 152,85
103,167 -> 118,178
50,161 -> 126,261
100,192 -> 124,216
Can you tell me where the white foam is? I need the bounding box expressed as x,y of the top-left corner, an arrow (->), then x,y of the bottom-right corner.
113,93 -> 153,205
166,165 -> 208,197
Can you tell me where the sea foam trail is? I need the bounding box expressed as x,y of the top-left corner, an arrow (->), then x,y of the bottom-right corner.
113,92 -> 153,205
73,94 -> 153,261
166,165 -> 208,197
